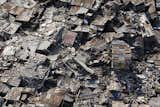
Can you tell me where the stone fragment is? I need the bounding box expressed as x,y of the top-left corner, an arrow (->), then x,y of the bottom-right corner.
7,77 -> 21,87
0,0 -> 6,5
0,83 -> 10,94
16,8 -> 34,22
74,57 -> 95,74
0,20 -> 10,32
3,22 -> 21,34
2,46 -> 16,56
112,101 -> 129,107
5,87 -> 35,101
149,97 -> 160,107
5,87 -> 22,101
36,40 -> 52,55
30,88 -> 65,107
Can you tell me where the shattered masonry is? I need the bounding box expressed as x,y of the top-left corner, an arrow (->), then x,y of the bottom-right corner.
0,0 -> 160,107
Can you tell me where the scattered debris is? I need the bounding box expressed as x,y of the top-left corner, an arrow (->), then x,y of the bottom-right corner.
0,0 -> 160,106
111,40 -> 132,70
30,88 -> 65,107
62,31 -> 77,46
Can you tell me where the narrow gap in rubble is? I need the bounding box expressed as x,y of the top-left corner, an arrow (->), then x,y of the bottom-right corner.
48,45 -> 61,55
133,3 -> 146,13
0,98 -> 4,106
144,36 -> 159,54
96,6 -> 103,15
0,93 -> 6,97
119,34 -> 145,61
85,10 -> 97,24
38,0 -> 54,6
44,79 -> 57,89
17,58 -> 28,64
5,100 -> 14,106
20,22 -> 39,31
150,17 -> 160,28
19,78 -> 29,87
39,58 -> 50,67
112,17 -> 124,28
73,32 -> 90,49
89,61 -> 107,67
60,101 -> 73,107
110,90 -> 122,100
103,21 -> 115,32
70,25 -> 77,30
115,69 -> 143,96
77,14 -> 85,19
145,5 -> 150,13
36,50 -> 49,56
20,7 -> 46,31
19,77 -> 42,89
51,73 -> 62,79
157,77 -> 160,83
119,34 -> 136,45
37,87 -> 47,93
120,2 -> 134,11
0,33 -> 11,41
53,1 -> 70,8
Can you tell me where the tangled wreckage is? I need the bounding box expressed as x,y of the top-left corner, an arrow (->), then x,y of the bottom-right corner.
0,0 -> 160,107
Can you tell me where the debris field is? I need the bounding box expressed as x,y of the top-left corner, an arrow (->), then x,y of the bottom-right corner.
0,0 -> 160,107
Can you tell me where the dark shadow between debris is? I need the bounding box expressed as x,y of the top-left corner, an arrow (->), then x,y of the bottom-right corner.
113,68 -> 144,104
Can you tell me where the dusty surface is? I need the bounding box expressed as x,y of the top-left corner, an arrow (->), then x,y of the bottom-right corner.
0,0 -> 160,107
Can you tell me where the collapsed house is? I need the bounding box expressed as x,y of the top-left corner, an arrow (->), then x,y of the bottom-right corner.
0,0 -> 160,107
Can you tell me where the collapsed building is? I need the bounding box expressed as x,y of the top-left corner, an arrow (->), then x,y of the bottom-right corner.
0,0 -> 160,107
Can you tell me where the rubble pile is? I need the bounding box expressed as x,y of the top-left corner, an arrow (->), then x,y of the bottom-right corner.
0,0 -> 160,107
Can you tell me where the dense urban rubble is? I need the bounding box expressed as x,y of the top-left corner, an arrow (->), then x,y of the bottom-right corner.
0,0 -> 160,107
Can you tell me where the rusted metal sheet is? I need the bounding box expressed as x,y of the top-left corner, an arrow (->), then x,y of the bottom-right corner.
111,40 -> 132,70
63,31 -> 77,46
0,0 -> 159,107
